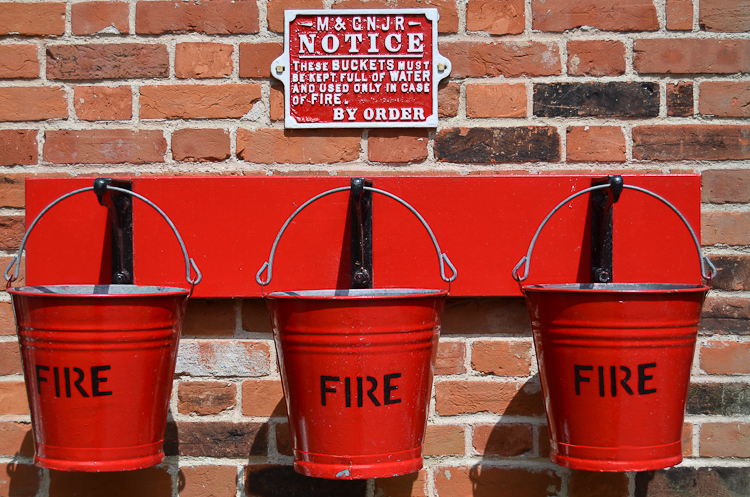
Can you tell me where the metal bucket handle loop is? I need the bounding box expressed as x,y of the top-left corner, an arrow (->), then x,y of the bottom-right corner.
511,182 -> 716,284
256,185 -> 457,286
4,184 -> 202,287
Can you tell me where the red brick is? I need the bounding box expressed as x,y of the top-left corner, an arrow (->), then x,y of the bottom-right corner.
667,81 -> 694,117
424,425 -> 464,456
136,0 -> 259,34
267,0 -> 325,33
72,2 -> 129,35
178,381 -> 237,415
533,0 -> 658,32
0,87 -> 67,122
539,425 -> 551,457
667,0 -> 693,30
435,380 -> 544,416
472,340 -> 532,376
442,298 -> 529,335
441,41 -> 560,78
466,0 -> 524,35
700,0 -> 750,32
0,301 -> 16,336
702,211 -> 750,245
473,424 -> 533,456
0,215 -> 24,251
237,129 -> 360,164
437,126 -> 560,163
179,466 -> 237,497
241,299 -> 273,334
373,469 -> 427,497
0,340 -> 22,375
633,125 -> 750,161
709,255 -> 750,291
140,84 -> 261,120
0,130 -> 37,166
435,340 -> 466,375
0,422 -> 34,457
0,256 -> 25,288
368,129 -> 428,163
275,423 -> 292,456
701,423 -> 750,457
239,42 -> 284,79
332,0 -> 458,33
242,379 -> 286,417
0,45 -> 38,79
702,170 -> 750,204
567,126 -> 626,163
0,381 -> 28,415
0,2 -> 65,36
634,39 -> 750,74
0,463 -> 41,497
172,129 -> 230,163
270,84 -> 284,121
176,340 -> 271,377
74,85 -> 132,121
47,44 -> 169,80
466,83 -> 526,118
44,130 -> 166,164
701,296 -> 750,327
439,82 -> 460,118
175,43 -> 233,79
700,81 -> 750,118
683,423 -> 693,457
49,467 -> 172,497
701,341 -> 750,374
165,421 -> 267,457
434,466 -> 561,497
569,470 -> 629,497
567,40 -> 626,77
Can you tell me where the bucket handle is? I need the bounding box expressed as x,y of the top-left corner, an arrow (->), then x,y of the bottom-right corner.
511,182 -> 716,284
4,183 -> 202,288
256,185 -> 457,286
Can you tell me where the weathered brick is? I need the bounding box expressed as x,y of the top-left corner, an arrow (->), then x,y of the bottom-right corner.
700,82 -> 750,118
473,424 -> 533,457
368,129 -> 428,163
332,0 -> 458,34
175,43 -> 233,79
373,469 -> 427,497
0,381 -> 29,414
567,126 -> 626,163
237,129 -> 360,164
178,381 -> 237,415
440,41 -> 560,78
633,125 -> 750,161
0,256 -> 25,289
0,2 -> 65,36
700,0 -> 750,33
534,82 -> 658,118
532,0 -> 658,32
439,82 -> 460,118
241,379 -> 286,417
702,211 -> 750,245
176,340 -> 271,377
239,42 -> 283,79
0,300 -> 18,336
435,340 -> 466,375
179,466 -> 237,497
472,340 -> 532,376
0,340 -> 21,375
701,423 -> 750,457
270,84 -> 284,121
424,425 -> 465,456
0,215 -> 24,251
47,44 -> 169,80
442,298 -> 530,335
702,170 -> 750,204
435,380 -> 544,416
466,0 -> 524,35
0,130 -> 37,166
172,129 -> 231,163
140,84 -> 261,120
700,296 -> 750,334
666,0 -> 693,30
44,130 -> 166,164
709,255 -> 750,291
687,382 -> 750,416
635,467 -> 750,497
74,85 -> 132,121
72,1 -> 129,35
0,87 -> 67,122
539,425 -> 551,457
667,82 -> 694,117
241,299 -> 273,334
436,127 -> 560,163
0,463 -> 42,497
267,0 -> 326,33
136,0 -> 259,34
634,39 -> 750,74
275,423 -> 292,456
569,470 -> 629,497
567,40 -> 626,77
0,422 -> 34,457
434,466 -> 561,497
245,465 -> 367,496
683,423 -> 693,457
701,340 -> 750,374
49,467 -> 171,497
466,83 -> 526,118
0,45 -> 38,79
165,421 -> 267,457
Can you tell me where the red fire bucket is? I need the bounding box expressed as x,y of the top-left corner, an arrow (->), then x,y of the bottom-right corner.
512,181 -> 715,472
256,185 -> 456,479
4,182 -> 201,472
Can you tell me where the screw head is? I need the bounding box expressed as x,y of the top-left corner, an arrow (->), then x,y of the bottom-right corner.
438,63 -> 446,72
276,65 -> 285,74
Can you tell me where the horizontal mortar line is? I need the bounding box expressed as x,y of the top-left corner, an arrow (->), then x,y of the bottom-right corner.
676,458 -> 750,468
423,456 -> 561,470
429,415 -> 546,424
684,415 -> 750,422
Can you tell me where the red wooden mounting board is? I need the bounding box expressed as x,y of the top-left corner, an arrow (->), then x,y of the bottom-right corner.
23,175 -> 702,297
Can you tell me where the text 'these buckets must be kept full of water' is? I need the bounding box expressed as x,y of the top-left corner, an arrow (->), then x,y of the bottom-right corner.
511,180 -> 715,472
256,184 -> 457,480
4,181 -> 202,472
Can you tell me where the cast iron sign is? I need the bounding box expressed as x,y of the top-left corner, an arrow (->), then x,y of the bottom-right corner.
272,9 -> 452,128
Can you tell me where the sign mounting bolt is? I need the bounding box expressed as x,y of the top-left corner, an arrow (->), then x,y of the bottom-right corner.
276,65 -> 285,74
438,63 -> 446,72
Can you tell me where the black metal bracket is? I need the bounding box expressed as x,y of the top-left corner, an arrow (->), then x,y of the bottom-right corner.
590,175 -> 623,283
93,178 -> 134,284
350,177 -> 373,289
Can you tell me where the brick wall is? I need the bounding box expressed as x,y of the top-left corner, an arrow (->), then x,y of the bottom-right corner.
1,0 -> 749,496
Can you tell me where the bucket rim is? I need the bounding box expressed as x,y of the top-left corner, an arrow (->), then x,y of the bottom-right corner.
522,282 -> 710,293
266,288 -> 448,299
8,284 -> 191,297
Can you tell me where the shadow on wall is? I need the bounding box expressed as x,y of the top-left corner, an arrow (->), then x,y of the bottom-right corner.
4,430 -> 43,497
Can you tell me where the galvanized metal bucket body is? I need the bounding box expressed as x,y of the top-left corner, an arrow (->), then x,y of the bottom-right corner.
10,284 -> 189,472
267,288 -> 445,479
525,283 -> 707,472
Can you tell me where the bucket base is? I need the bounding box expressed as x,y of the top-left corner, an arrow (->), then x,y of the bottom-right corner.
293,447 -> 423,479
35,442 -> 165,472
551,441 -> 683,472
